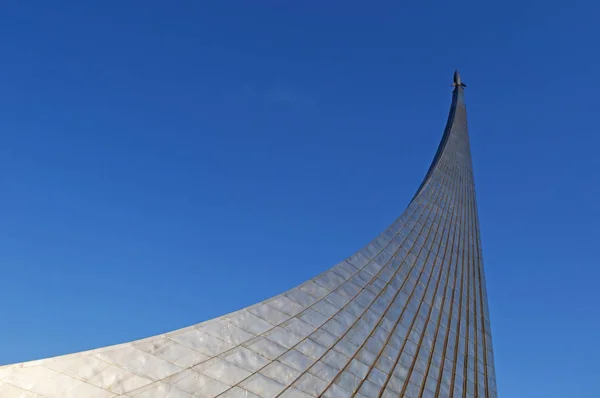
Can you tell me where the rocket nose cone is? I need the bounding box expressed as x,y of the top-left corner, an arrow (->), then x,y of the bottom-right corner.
453,70 -> 461,84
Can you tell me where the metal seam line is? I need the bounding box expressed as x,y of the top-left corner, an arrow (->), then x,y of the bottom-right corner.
394,115 -> 468,397
462,161 -> 474,398
345,139 -> 462,396
378,157 -> 460,396
416,138 -> 469,398
434,154 -> 467,397
396,153 -> 464,397
473,174 -> 491,398
448,115 -> 469,397
311,144 -> 461,397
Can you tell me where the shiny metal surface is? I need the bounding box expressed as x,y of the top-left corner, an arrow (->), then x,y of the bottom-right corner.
0,73 -> 497,398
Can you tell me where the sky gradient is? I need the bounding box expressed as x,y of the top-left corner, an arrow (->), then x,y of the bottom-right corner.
2,2 -> 600,397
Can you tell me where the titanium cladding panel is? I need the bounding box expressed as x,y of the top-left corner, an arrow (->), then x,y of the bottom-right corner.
0,75 -> 498,398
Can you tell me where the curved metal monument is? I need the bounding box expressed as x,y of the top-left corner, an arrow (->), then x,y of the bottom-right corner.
0,72 -> 497,398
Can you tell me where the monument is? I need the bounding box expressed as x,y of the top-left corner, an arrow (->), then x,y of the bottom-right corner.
0,72 -> 497,398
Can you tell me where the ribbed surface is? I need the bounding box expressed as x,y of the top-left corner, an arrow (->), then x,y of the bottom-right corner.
0,85 -> 497,398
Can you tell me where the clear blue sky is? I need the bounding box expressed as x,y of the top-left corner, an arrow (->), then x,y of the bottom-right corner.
1,2 -> 599,397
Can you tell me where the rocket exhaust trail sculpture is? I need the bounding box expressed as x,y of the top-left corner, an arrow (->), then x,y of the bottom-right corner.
0,71 -> 498,398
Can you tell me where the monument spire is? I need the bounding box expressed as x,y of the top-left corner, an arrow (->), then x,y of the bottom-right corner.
0,72 -> 498,398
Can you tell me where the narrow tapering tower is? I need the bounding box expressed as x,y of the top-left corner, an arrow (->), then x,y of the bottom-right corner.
0,72 -> 497,398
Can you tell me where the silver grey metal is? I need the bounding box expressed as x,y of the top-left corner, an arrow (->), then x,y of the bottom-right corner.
0,72 -> 497,398
452,70 -> 467,88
